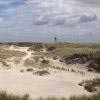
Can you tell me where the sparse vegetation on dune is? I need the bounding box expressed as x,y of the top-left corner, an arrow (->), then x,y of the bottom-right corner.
0,48 -> 26,60
0,47 -> 26,68
32,43 -> 100,72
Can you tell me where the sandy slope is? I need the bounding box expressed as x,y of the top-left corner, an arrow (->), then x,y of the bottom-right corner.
0,45 -> 100,99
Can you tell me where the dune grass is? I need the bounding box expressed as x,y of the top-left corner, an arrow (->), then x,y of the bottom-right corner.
0,91 -> 29,100
0,91 -> 100,100
36,92 -> 100,100
33,43 -> 100,72
0,48 -> 26,60
24,58 -> 36,67
33,42 -> 100,58
0,47 -> 26,67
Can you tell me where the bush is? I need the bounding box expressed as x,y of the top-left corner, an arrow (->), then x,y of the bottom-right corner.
46,46 -> 56,51
26,68 -> 33,72
34,70 -> 50,76
63,53 -> 89,64
84,85 -> 96,92
41,60 -> 49,64
79,78 -> 100,92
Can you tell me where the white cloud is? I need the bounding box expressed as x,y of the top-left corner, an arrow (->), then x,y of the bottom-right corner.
26,0 -> 99,28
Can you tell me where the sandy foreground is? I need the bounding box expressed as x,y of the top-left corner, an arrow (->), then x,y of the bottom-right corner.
0,46 -> 100,99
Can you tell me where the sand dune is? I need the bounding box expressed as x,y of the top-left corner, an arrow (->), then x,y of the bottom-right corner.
0,45 -> 100,99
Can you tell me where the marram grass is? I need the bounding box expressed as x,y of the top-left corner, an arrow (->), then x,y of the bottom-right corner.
0,91 -> 100,100
0,91 -> 29,100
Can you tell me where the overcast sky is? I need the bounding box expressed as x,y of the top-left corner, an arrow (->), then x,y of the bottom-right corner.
0,0 -> 100,43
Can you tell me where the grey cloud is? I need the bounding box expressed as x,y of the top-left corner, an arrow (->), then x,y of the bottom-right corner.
77,0 -> 100,6
53,17 -> 66,26
34,14 -> 97,28
79,15 -> 97,23
34,16 -> 50,25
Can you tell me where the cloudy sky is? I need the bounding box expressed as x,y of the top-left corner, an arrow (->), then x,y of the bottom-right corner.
0,0 -> 100,43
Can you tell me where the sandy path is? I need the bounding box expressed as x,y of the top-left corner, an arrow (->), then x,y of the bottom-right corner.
0,45 -> 100,99
8,45 -> 32,70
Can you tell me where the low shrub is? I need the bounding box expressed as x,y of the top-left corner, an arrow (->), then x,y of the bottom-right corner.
41,60 -> 49,64
46,46 -> 56,51
34,70 -> 50,76
79,78 -> 100,92
26,68 -> 33,72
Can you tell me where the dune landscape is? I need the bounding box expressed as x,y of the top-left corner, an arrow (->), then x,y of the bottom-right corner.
0,43 -> 100,100
0,0 -> 100,99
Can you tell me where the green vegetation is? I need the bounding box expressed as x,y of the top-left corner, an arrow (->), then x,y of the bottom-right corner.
79,78 -> 100,92
0,91 -> 29,100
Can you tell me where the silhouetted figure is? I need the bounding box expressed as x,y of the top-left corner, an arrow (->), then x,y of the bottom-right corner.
54,37 -> 57,43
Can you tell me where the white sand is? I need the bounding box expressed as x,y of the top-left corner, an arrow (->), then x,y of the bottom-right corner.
0,45 -> 100,99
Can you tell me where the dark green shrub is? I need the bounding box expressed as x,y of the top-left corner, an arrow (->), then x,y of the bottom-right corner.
26,68 -> 33,72
41,60 -> 49,64
47,46 -> 56,51
34,70 -> 49,76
